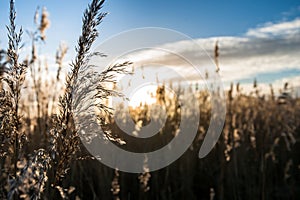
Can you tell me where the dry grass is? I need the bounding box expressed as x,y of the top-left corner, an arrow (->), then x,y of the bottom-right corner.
0,0 -> 299,199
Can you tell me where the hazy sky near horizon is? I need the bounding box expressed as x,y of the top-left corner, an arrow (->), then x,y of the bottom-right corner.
0,0 -> 300,92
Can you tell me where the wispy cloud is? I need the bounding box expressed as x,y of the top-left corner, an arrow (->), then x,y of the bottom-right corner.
125,18 -> 300,91
282,6 -> 300,19
246,18 -> 300,38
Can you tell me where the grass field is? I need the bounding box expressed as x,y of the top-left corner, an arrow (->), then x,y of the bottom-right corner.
0,0 -> 299,199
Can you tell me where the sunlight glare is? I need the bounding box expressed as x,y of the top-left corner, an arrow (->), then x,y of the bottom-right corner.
128,85 -> 157,108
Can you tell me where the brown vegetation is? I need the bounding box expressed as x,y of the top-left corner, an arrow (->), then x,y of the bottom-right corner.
0,0 -> 299,199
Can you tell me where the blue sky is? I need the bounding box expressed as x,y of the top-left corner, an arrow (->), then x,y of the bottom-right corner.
0,0 -> 299,53
0,0 -> 300,93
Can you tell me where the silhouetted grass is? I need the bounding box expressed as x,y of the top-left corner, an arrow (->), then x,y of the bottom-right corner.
0,0 -> 299,199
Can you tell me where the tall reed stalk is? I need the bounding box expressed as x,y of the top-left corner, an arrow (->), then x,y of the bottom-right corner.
5,0 -> 27,178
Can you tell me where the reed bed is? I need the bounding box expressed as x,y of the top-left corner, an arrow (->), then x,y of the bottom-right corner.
0,0 -> 299,199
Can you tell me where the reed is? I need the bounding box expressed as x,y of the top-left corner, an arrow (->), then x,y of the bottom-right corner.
0,0 -> 299,199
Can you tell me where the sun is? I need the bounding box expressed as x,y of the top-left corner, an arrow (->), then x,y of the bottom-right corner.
128,85 -> 157,108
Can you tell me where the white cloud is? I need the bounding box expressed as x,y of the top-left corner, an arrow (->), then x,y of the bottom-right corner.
122,18 -> 300,91
246,18 -> 300,38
